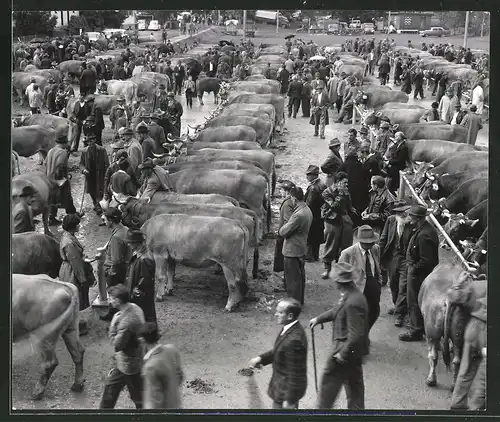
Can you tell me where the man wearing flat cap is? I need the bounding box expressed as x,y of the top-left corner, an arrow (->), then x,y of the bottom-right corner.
338,225 -> 383,333
274,180 -> 296,284
399,205 -> 439,342
80,133 -> 110,215
136,122 -> 156,161
383,131 -> 410,195
374,121 -> 392,157
46,134 -> 81,225
378,200 -> 412,321
309,261 -> 369,409
153,83 -> 169,115
110,96 -> 130,136
137,158 -> 174,202
12,186 -> 37,234
305,165 -> 327,262
321,138 -> 343,187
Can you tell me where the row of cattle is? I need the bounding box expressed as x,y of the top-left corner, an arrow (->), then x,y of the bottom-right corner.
11,42 -> 290,401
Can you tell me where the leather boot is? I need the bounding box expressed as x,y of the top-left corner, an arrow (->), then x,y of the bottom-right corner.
321,263 -> 331,280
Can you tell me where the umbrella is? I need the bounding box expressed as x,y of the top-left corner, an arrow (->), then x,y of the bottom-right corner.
284,34 -> 295,40
309,55 -> 326,61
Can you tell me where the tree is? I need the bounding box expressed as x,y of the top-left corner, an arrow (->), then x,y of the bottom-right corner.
435,11 -> 466,35
12,11 -> 57,37
79,11 -> 128,30
68,15 -> 89,35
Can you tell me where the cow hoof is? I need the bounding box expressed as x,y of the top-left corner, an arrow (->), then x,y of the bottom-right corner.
425,377 -> 437,387
70,380 -> 85,393
165,290 -> 174,297
155,295 -> 164,302
31,385 -> 45,401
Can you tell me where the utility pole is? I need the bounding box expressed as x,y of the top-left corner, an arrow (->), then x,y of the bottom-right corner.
387,11 -> 391,34
463,10 -> 470,48
243,10 -> 247,41
276,10 -> 279,35
481,12 -> 488,38
218,10 -> 221,26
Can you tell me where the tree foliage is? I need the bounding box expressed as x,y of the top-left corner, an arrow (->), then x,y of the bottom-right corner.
67,15 -> 88,35
12,11 -> 57,37
79,11 -> 128,30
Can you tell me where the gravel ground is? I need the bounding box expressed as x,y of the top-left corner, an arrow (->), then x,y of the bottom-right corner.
12,26 -> 488,411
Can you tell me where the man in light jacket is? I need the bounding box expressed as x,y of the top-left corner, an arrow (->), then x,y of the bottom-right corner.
438,89 -> 454,123
461,104 -> 483,146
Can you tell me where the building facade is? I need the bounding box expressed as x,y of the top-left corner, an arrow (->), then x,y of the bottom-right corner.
50,11 -> 79,27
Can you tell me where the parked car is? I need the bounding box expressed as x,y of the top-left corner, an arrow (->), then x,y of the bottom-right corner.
349,19 -> 361,29
362,22 -> 375,34
420,27 -> 450,37
148,20 -> 160,31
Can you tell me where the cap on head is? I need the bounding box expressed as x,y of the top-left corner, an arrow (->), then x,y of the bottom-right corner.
357,225 -> 379,243
137,123 -> 149,133
56,134 -> 68,144
280,180 -> 295,191
380,121 -> 390,129
111,140 -> 126,150
359,126 -> 368,135
391,200 -> 411,214
331,262 -> 356,284
104,206 -> 122,221
139,158 -> 155,170
20,185 -> 37,197
121,128 -> 134,136
117,96 -> 125,102
408,204 -> 428,218
328,138 -> 341,148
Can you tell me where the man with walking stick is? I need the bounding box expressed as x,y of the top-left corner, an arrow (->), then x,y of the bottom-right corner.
309,262 -> 370,409
248,298 -> 308,409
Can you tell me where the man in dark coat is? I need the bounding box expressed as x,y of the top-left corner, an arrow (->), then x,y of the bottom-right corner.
384,131 -> 410,195
412,67 -> 425,100
80,133 -> 110,216
249,298 -> 308,409
126,227 -> 157,329
300,77 -> 313,118
335,77 -> 358,124
136,123 -> 156,161
79,62 -> 97,97
321,138 -> 343,187
287,75 -> 302,119
400,65 -> 412,95
278,187 -> 313,305
361,175 -> 395,235
273,181 -> 296,286
12,186 -> 37,234
310,262 -> 369,409
83,95 -> 105,146
378,57 -> 391,85
145,114 -> 167,154
165,91 -> 183,137
46,135 -> 80,225
339,150 -> 366,228
374,121 -> 392,157
304,165 -> 326,262
399,205 -> 439,342
358,144 -> 385,193
278,65 -> 290,95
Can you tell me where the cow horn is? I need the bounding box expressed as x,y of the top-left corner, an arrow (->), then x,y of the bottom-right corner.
429,198 -> 435,204
459,240 -> 467,246
152,152 -> 167,158
457,213 -> 464,218
481,249 -> 487,255
375,111 -> 383,117
428,164 -> 434,168
459,219 -> 465,224
415,161 -> 423,166
470,219 -> 479,227
441,173 -> 450,177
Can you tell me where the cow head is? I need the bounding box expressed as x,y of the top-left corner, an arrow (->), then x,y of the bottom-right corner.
412,162 -> 435,189
442,212 -> 480,248
187,123 -> 204,133
354,90 -> 368,106
362,110 -> 378,126
11,115 -> 26,127
418,171 -> 445,200
428,198 -> 448,224
447,269 -> 475,307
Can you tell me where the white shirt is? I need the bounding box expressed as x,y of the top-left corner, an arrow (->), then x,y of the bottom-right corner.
317,93 -> 322,104
358,243 -> 374,278
281,319 -> 298,336
450,111 -> 460,125
472,85 -> 484,114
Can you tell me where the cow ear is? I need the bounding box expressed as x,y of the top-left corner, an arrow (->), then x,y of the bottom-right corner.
459,219 -> 465,224
375,111 -> 383,117
415,161 -> 423,166
470,219 -> 479,227
457,213 -> 464,218
441,173 -> 450,177
428,164 -> 434,169
459,239 -> 467,246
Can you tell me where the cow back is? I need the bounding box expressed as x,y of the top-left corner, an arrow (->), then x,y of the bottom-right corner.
12,233 -> 62,278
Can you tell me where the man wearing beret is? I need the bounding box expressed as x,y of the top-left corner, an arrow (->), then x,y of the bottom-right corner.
80,134 -> 110,216
321,138 -> 343,187
46,135 -> 81,225
12,186 -> 37,234
399,205 -> 439,342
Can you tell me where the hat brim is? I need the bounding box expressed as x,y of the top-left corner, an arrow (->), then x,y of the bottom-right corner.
392,205 -> 411,213
409,210 -> 427,217
358,233 -> 379,243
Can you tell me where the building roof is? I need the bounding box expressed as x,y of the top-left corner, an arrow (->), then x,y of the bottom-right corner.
390,11 -> 435,16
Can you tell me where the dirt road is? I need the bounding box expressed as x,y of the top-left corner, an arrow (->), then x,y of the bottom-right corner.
12,29 -> 474,411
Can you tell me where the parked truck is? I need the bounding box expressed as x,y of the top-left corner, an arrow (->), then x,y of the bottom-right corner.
255,10 -> 290,28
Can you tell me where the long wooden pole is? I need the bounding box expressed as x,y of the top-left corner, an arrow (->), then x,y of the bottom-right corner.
243,10 -> 247,41
388,11 -> 391,34
463,11 -> 470,48
276,10 -> 279,35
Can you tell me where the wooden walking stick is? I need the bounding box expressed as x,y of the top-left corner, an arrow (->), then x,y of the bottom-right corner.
311,323 -> 324,393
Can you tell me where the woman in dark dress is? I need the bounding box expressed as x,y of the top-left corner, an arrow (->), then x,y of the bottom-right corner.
59,214 -> 94,335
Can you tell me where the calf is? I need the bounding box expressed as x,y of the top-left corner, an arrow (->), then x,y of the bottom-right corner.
12,274 -> 85,400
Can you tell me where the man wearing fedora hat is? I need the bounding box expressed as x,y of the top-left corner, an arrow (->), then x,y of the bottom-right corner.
378,200 -> 412,321
274,181 -> 296,284
278,187 -> 313,305
309,262 -> 370,409
80,133 -> 110,216
384,131 -> 410,195
310,85 -> 330,139
399,204 -> 439,342
69,92 -> 90,153
104,149 -> 138,203
126,226 -> 157,330
321,138 -> 343,187
110,96 -> 130,135
12,186 -> 38,234
305,165 -> 327,262
147,113 -> 168,153
46,134 -> 81,225
374,121 -> 392,157
338,225 -> 383,332
84,95 -> 105,146
358,126 -> 370,146
137,158 -> 174,202
358,145 -> 385,193
136,123 -> 156,161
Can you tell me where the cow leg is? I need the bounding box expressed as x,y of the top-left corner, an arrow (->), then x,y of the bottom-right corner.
426,341 -> 439,387
153,255 -> 167,301
38,150 -> 47,165
199,92 -> 204,106
16,89 -> 24,106
165,257 -> 176,296
42,207 -> 54,237
32,339 -> 59,400
271,167 -> 276,198
61,323 -> 86,393
451,345 -> 462,391
252,247 -> 259,279
221,263 -> 248,312
214,91 -> 218,105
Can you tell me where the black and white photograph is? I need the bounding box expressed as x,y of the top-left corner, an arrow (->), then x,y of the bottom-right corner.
11,8 -> 489,411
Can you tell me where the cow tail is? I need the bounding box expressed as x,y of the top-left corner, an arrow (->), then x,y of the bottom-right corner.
240,223 -> 249,287
442,299 -> 452,371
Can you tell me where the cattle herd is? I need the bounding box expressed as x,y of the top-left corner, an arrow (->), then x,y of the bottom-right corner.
11,32 -> 488,409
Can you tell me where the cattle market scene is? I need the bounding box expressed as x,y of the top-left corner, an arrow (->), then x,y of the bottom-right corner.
11,9 -> 488,411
